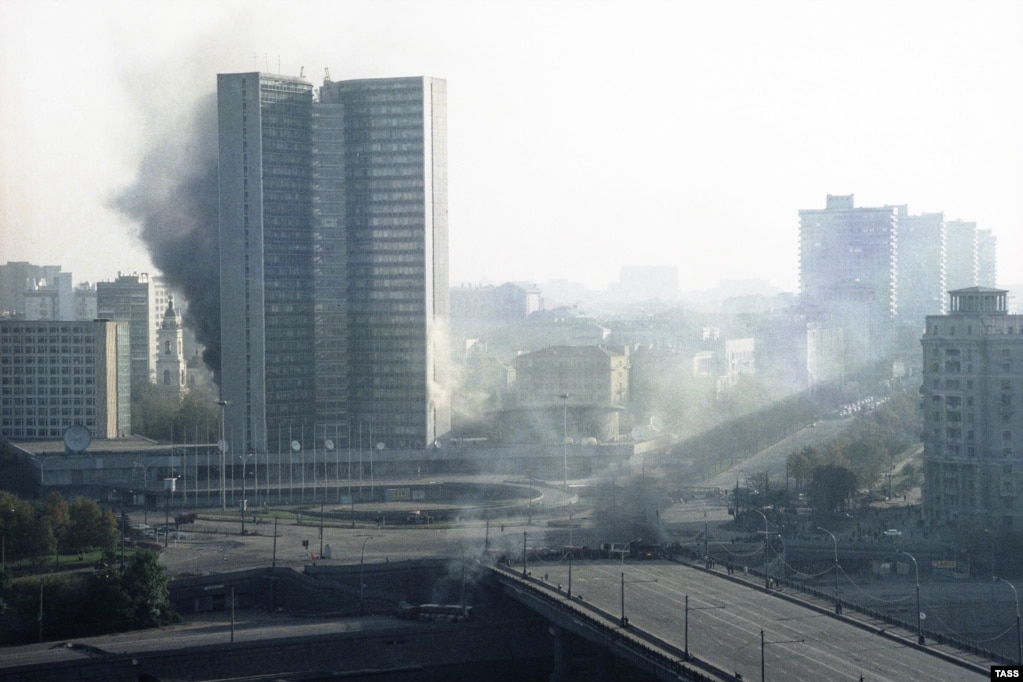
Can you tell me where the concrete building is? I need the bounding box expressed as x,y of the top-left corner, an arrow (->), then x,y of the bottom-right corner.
799,194 -> 899,320
977,229 -> 998,288
493,345 -> 629,444
945,220 -> 979,291
921,287 -> 1023,531
217,71 -> 450,456
96,273 -> 161,385
450,283 -> 542,323
0,319 -> 131,440
0,262 -> 62,318
798,195 -> 998,382
897,211 -> 946,324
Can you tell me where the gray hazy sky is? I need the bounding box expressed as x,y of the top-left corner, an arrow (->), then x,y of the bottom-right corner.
1,0 -> 1021,293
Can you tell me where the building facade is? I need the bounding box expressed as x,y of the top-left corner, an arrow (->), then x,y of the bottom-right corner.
450,283 -> 542,323
217,71 -> 450,456
798,195 -> 998,382
0,319 -> 131,440
921,287 -> 1023,531
96,273 -> 161,385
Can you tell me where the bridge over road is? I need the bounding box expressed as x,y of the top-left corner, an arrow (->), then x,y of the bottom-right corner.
494,559 -> 989,682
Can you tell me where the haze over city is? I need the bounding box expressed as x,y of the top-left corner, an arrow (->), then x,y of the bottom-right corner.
2,0 -> 1021,294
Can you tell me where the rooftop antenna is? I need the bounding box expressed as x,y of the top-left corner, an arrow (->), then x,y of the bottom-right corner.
324,67 -> 332,83
300,66 -> 305,78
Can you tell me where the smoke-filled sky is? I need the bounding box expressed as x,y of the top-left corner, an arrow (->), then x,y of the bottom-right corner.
1,0 -> 1021,294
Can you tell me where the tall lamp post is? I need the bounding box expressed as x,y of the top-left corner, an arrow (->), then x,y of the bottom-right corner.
357,535 -> 376,615
620,571 -> 657,628
899,550 -> 925,645
214,399 -> 230,510
753,509 -> 771,588
994,576 -> 1022,665
817,526 -> 840,613
133,461 -> 151,525
238,453 -> 253,534
557,393 -> 570,490
683,594 -> 726,661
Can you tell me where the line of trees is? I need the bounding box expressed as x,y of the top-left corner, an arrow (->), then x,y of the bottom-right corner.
786,389 -> 922,513
0,488 -> 178,643
0,549 -> 177,643
0,490 -> 118,566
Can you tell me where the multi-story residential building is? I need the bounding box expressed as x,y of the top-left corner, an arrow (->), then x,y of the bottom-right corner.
96,272 -> 160,385
799,195 -> 900,372
978,229 -> 998,288
73,282 -> 97,321
450,283 -> 542,323
23,272 -> 75,321
217,71 -> 450,455
897,211 -> 946,324
921,287 -> 1023,531
0,262 -> 62,318
0,319 -> 131,440
799,194 -> 899,319
798,195 -> 998,381
945,220 -> 978,291
497,345 -> 629,444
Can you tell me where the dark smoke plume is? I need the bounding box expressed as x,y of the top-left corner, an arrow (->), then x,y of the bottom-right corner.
113,93 -> 221,382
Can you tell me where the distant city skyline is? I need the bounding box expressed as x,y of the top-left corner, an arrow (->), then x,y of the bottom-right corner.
2,1 -> 1021,293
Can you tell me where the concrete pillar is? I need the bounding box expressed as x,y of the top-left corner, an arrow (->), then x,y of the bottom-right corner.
548,625 -> 572,682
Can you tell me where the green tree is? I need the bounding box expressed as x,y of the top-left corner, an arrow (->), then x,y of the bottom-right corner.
120,550 -> 175,627
43,492 -> 70,554
67,498 -> 117,555
808,464 -> 858,513
786,446 -> 819,492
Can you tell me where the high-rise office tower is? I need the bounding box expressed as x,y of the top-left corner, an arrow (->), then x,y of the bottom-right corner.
921,287 -> 1023,530
217,72 -> 450,456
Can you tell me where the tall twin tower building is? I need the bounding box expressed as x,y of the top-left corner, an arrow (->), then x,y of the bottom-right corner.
217,72 -> 450,456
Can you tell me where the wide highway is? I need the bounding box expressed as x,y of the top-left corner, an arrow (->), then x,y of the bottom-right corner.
519,558 -> 986,682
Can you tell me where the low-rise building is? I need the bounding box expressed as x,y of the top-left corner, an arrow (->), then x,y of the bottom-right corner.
0,319 -> 131,440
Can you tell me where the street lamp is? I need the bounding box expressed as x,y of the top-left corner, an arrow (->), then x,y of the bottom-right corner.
238,453 -> 253,534
899,550 -> 925,645
684,594 -> 726,661
133,462 -> 151,525
557,393 -> 570,491
620,571 -> 657,627
214,399 -> 231,510
817,526 -> 840,613
994,576 -> 1022,665
753,509 -> 771,589
357,535 -> 376,615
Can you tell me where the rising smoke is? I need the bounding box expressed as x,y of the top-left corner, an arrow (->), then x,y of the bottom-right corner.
112,93 -> 221,382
